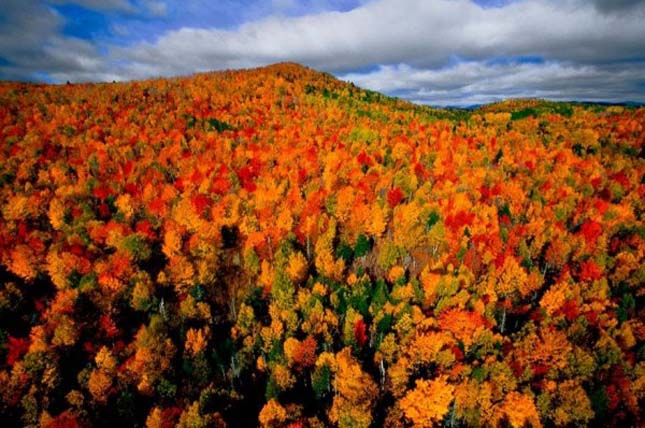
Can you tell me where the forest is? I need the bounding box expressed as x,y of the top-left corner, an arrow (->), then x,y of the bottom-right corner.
0,62 -> 643,427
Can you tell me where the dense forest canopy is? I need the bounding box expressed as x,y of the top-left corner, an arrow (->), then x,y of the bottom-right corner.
0,63 -> 643,428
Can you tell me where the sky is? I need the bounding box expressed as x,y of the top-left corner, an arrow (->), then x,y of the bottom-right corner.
1,0 -> 644,106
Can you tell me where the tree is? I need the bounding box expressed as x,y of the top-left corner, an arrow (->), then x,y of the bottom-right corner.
399,376 -> 455,428
329,348 -> 378,428
497,391 -> 542,428
259,399 -> 287,428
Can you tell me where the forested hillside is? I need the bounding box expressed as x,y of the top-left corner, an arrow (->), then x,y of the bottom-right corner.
0,63 -> 643,428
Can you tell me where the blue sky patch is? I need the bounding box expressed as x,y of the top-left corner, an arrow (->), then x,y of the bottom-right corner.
53,4 -> 112,40
486,56 -> 546,66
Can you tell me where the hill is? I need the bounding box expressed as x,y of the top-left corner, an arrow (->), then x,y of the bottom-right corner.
0,62 -> 643,428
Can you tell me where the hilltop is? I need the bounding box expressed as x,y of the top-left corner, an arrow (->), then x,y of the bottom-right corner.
0,63 -> 643,428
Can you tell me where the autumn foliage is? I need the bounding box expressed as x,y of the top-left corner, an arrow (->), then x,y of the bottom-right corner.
0,63 -> 643,427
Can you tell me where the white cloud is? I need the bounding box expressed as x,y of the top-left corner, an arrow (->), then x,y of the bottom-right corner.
0,0 -> 643,105
143,1 -> 167,16
110,23 -> 130,36
109,0 -> 645,79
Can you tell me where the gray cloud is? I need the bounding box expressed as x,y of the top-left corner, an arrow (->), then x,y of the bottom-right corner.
0,1 -> 61,60
0,0 -> 168,82
47,0 -> 137,12
46,0 -> 168,15
0,0 -> 111,81
342,61 -> 645,106
590,0 -> 645,13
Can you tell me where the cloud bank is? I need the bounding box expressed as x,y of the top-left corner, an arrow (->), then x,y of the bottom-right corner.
343,61 -> 645,106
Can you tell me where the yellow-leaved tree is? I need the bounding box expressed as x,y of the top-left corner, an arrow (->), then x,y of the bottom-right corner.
399,376 -> 455,428
329,347 -> 378,428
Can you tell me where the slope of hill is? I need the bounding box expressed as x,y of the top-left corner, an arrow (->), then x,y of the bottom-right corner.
0,63 -> 643,428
